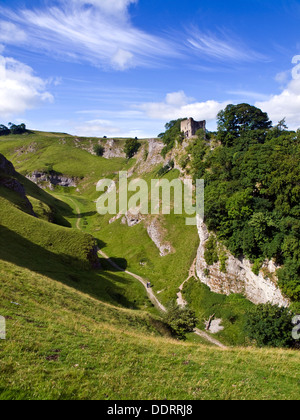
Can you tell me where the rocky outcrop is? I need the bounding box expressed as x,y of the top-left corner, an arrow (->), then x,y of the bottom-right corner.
196,217 -> 290,307
103,139 -> 126,159
135,139 -> 165,174
121,210 -> 143,227
27,171 -> 77,189
146,218 -> 174,257
109,209 -> 143,227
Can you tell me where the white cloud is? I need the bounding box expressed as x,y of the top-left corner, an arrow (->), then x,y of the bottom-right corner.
187,29 -> 267,62
138,91 -> 229,122
0,20 -> 27,44
0,55 -> 53,118
0,0 -> 178,71
111,49 -> 134,70
74,119 -> 121,136
256,77 -> 300,129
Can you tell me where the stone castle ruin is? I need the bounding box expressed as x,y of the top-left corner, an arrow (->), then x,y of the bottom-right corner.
181,118 -> 206,138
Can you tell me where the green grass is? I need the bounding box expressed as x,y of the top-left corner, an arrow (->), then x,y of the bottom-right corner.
0,181 -> 153,312
1,134 -> 199,305
0,132 -> 131,199
183,278 -> 255,346
52,167 -> 200,306
0,131 -> 299,400
0,131 -> 273,343
1,259 -> 299,400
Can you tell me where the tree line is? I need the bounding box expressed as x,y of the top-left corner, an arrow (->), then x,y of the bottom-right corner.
0,123 -> 27,136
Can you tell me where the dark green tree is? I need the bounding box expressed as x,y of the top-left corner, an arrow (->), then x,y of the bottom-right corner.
217,104 -> 272,146
163,302 -> 198,340
244,303 -> 295,348
124,138 -> 141,159
8,123 -> 26,134
0,125 -> 10,136
159,119 -> 185,158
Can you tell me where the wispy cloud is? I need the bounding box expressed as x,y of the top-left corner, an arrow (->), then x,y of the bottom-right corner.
186,28 -> 268,62
0,0 -> 179,70
227,90 -> 271,101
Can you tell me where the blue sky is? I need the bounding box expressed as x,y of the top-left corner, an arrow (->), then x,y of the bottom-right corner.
1,0 -> 300,137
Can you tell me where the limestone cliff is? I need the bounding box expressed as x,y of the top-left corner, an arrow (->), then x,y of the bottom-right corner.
195,217 -> 289,307
27,171 -> 78,190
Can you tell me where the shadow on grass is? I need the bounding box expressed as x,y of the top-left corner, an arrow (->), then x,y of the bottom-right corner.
99,257 -> 128,272
0,225 -> 140,310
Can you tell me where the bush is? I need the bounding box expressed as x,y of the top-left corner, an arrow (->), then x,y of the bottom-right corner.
163,302 -> 198,340
244,303 -> 296,348
157,160 -> 174,177
94,144 -> 105,157
159,119 -> 185,157
204,236 -> 219,266
124,138 -> 141,159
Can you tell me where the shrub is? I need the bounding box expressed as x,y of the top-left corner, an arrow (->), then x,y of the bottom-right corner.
94,144 -> 105,157
163,302 -> 198,340
204,236 -> 219,266
157,160 -> 174,177
124,138 -> 141,159
244,303 -> 296,348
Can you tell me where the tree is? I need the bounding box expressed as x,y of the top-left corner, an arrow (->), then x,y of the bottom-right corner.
94,144 -> 105,157
163,302 -> 198,340
0,125 -> 10,136
8,123 -> 26,135
124,138 -> 141,159
217,104 -> 272,146
244,303 -> 295,348
159,119 -> 185,158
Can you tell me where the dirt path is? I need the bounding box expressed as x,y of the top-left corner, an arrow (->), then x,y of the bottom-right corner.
176,258 -> 196,307
98,249 -> 166,313
67,195 -> 227,349
67,197 -> 81,230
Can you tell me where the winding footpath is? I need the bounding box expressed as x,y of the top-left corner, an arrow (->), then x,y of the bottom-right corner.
68,195 -> 227,349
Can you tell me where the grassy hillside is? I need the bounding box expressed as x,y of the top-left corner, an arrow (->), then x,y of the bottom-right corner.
0,161 -> 154,312
1,259 -> 299,400
0,131 -> 200,305
0,131 -> 299,400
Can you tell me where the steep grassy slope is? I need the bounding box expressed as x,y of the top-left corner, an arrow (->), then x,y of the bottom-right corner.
1,259 -> 299,400
0,158 -> 154,312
